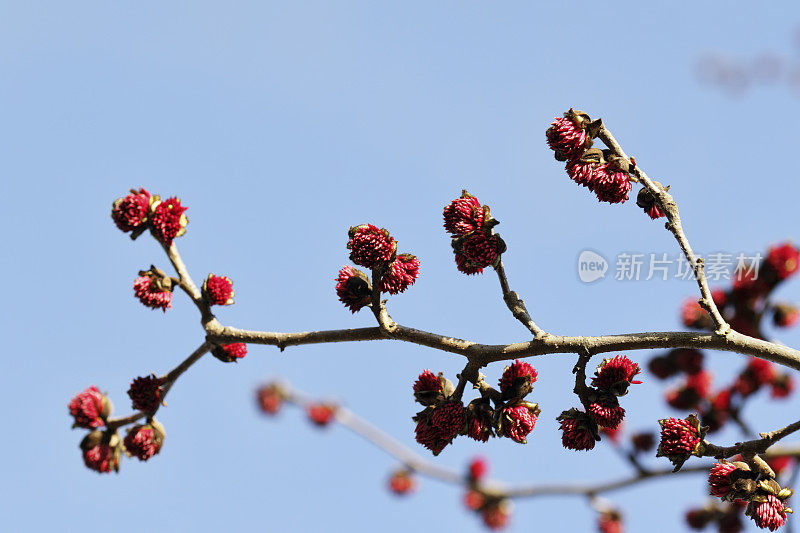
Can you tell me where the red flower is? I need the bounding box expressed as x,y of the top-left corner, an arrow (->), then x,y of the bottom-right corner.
127,374 -> 163,412
388,470 -> 416,495
499,402 -> 539,444
256,384 -> 285,415
600,423 -> 623,444
414,418 -> 448,455
123,421 -> 165,461
464,490 -> 485,510
712,289 -> 728,308
598,510 -> 624,533
307,403 -> 336,427
465,400 -> 494,443
498,359 -> 538,400
681,299 -> 711,329
430,401 -> 466,442
685,509 -> 714,530
657,415 -> 705,470
766,243 -> 800,281
747,495 -> 788,531
631,432 -> 656,453
635,184 -> 667,220
770,374 -> 795,399
591,355 -> 642,395
211,343 -> 247,363
335,266 -> 372,313
648,355 -> 679,380
565,158 -> 598,188
546,109 -> 592,161
380,254 -> 420,294
766,456 -> 795,476
588,395 -> 625,430
557,409 -> 598,451
734,358 -> 776,396
469,457 -> 488,481
708,462 -> 738,498
111,188 -> 151,234
80,431 -> 122,474
202,274 -> 234,306
592,163 -> 632,204
454,232 -> 503,275
149,196 -> 188,246
133,269 -> 174,312
481,501 -> 511,531
347,224 -> 396,268
413,370 -> 443,394
773,304 -> 799,328
443,191 -> 485,235
666,370 -> 712,410
68,386 -> 111,429
673,349 -> 705,375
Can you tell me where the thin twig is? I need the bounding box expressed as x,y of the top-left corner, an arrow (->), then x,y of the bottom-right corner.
493,261 -> 547,338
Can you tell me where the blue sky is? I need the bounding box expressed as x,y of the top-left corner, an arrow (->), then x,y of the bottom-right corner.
2,2 -> 800,531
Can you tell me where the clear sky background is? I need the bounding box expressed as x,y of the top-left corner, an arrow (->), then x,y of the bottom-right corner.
2,2 -> 799,532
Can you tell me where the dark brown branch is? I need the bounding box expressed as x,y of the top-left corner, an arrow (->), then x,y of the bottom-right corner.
704,418 -> 800,459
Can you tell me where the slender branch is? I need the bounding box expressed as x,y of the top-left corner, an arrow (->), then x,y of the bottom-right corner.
162,242 -> 218,328
493,261 -> 547,339
206,324 -> 800,372
596,126 -> 730,336
704,418 -> 800,459
106,341 -> 212,431
370,266 -> 397,334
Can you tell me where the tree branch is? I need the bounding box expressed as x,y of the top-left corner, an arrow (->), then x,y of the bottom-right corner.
493,261 -> 547,339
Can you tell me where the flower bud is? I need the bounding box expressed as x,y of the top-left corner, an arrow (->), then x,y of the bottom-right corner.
68,386 -> 112,429
80,430 -> 122,474
123,420 -> 166,461
202,274 -> 235,306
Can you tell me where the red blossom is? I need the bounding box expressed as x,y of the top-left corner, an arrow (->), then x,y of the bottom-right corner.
682,299 -> 710,329
256,384 -> 284,415
588,396 -> 625,430
80,431 -> 122,474
430,401 -> 466,442
708,462 -> 738,498
592,163 -> 632,204
591,355 -> 642,394
111,188 -> 151,233
149,196 -> 188,246
631,432 -> 656,453
123,421 -> 165,461
657,416 -> 704,469
211,343 -> 247,363
443,191 -> 484,235
380,254 -> 420,294
499,403 -> 539,444
673,349 -> 705,375
558,410 -> 597,451
773,304 -> 799,328
766,243 -> 800,281
203,274 -> 235,306
481,501 -> 511,531
68,386 -> 111,429
335,266 -> 372,313
565,158 -> 598,188
388,470 -> 416,495
747,495 -> 788,531
127,374 -> 163,412
465,401 -> 494,443
546,110 -> 592,161
347,224 -> 396,268
469,457 -> 488,481
307,404 -> 336,427
133,271 -> 174,312
598,510 -> 624,533
770,374 -> 795,399
413,370 -> 443,394
464,490 -> 485,511
454,232 -> 503,275
498,359 -> 538,399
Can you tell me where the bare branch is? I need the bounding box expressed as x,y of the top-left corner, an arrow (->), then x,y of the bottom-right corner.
494,261 -> 547,339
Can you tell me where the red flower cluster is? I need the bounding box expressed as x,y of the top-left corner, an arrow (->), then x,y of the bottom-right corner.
149,196 -> 189,246
123,421 -> 165,461
557,409 -> 599,451
202,274 -> 235,306
468,457 -> 488,481
498,359 -> 538,400
708,461 -> 738,498
256,383 -> 285,415
211,343 -> 247,363
591,355 -> 642,394
111,188 -> 151,234
443,191 -> 505,275
347,224 -> 396,268
598,510 -> 624,533
68,386 -> 111,429
656,415 -> 705,470
748,495 -> 789,531
380,254 -> 420,294
127,374 -> 163,413
335,266 -> 372,313
546,109 -> 593,161
588,395 -> 625,430
387,470 -> 416,495
307,403 -> 336,427
133,269 -> 174,312
80,431 -> 122,474
498,403 -> 539,444
766,243 -> 800,281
